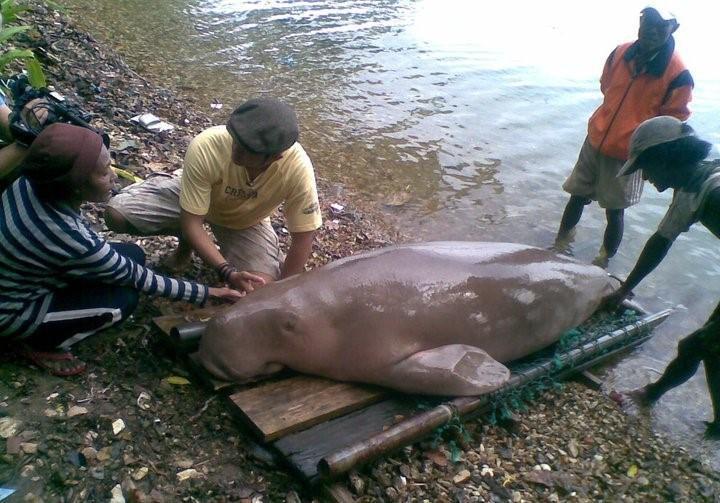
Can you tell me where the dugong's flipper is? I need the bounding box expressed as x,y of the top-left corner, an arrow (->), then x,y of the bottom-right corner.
383,345 -> 511,396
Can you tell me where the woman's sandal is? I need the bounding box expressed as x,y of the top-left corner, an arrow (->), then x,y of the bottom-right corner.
21,348 -> 87,377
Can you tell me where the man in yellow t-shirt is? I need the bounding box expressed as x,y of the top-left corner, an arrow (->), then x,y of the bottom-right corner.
106,98 -> 322,293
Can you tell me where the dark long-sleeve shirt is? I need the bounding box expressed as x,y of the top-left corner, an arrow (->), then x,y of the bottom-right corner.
0,177 -> 208,338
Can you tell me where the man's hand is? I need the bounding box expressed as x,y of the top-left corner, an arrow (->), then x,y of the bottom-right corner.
22,98 -> 50,128
601,288 -> 631,312
228,270 -> 267,294
208,286 -> 245,302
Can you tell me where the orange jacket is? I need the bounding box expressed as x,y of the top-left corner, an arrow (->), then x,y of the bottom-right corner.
587,37 -> 693,160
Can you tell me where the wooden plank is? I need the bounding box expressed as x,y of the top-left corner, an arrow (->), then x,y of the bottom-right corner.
273,397 -> 424,483
228,376 -> 386,442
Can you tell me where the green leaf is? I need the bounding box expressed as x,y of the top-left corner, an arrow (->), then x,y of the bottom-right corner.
25,57 -> 45,88
162,376 -> 191,385
0,48 -> 34,71
0,25 -> 29,44
1,1 -> 28,24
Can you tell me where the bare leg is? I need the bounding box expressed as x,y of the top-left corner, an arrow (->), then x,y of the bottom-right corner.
591,209 -> 623,268
704,358 -> 720,439
602,208 -> 624,258
636,328 -> 707,405
554,195 -> 589,252
104,206 -> 192,271
557,196 -> 588,238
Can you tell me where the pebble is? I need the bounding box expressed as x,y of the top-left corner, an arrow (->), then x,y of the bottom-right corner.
82,447 -> 98,461
132,467 -> 149,481
112,419 -> 126,435
176,468 -> 201,481
67,406 -> 88,418
109,484 -> 125,503
453,470 -> 471,484
0,417 -> 22,438
20,443 -> 38,454
285,490 -> 301,503
97,447 -> 112,462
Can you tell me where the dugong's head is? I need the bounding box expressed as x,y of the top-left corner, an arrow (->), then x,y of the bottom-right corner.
198,306 -> 299,382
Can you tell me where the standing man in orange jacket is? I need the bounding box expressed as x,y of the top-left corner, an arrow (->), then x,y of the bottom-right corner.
554,7 -> 692,267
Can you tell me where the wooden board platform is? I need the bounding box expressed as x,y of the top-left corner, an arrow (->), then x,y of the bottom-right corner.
153,303 -> 671,488
228,376 -> 386,442
153,309 -> 388,443
273,397 -> 422,483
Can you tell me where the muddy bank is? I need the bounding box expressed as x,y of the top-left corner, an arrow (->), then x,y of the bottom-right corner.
0,2 -> 718,501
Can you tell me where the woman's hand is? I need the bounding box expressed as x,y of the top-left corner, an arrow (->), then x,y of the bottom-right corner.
228,270 -> 267,294
208,286 -> 245,302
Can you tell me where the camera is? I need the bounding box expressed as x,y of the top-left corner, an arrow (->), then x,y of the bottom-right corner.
1,74 -> 109,147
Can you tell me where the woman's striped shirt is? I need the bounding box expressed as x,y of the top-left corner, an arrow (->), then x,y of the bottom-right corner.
0,177 -> 208,338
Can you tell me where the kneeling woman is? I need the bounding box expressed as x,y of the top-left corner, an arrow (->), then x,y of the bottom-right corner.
0,124 -> 262,375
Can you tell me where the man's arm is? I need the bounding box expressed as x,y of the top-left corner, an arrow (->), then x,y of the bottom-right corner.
281,230 -> 315,278
622,233 -> 673,293
180,209 -> 266,292
599,47 -> 617,95
659,71 -> 693,120
0,143 -> 28,181
0,104 -> 12,141
180,209 -> 226,268
604,233 -> 673,308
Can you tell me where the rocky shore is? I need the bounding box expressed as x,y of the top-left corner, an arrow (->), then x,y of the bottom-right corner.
0,3 -> 718,501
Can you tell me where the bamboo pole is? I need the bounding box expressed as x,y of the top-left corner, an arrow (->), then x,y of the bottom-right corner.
318,309 -> 671,478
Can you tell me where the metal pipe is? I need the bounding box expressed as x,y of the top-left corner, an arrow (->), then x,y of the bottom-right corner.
318,309 -> 671,478
170,321 -> 207,352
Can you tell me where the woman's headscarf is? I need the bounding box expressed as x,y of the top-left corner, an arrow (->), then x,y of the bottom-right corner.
22,123 -> 105,199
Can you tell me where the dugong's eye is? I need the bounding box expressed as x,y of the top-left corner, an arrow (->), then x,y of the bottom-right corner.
280,311 -> 299,333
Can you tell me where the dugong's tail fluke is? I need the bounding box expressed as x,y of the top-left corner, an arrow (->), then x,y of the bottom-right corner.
380,344 -> 511,396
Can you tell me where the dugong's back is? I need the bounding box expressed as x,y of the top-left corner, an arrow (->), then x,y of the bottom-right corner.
199,242 -> 616,395
311,242 -> 614,364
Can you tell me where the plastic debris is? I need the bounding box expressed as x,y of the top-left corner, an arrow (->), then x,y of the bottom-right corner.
0,488 -> 16,501
329,203 -> 345,215
130,113 -> 174,133
210,100 -> 223,109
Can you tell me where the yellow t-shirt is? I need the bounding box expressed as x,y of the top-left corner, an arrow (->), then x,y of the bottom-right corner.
179,126 -> 322,232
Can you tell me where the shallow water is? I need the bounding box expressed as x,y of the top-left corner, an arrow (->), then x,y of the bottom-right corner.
58,0 -> 720,468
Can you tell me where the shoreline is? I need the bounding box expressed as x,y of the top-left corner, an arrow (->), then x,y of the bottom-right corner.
0,2 -> 718,501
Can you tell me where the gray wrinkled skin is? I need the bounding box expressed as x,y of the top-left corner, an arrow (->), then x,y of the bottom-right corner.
198,242 -> 617,396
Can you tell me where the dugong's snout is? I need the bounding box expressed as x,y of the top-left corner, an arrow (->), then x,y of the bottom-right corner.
198,314 -> 284,382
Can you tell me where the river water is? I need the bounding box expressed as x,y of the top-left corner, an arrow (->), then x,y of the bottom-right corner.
57,0 -> 720,468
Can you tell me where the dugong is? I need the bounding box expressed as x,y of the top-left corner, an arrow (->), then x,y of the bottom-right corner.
198,242 -> 617,396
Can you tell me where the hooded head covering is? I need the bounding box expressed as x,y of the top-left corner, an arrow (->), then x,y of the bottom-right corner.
22,123 -> 105,199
